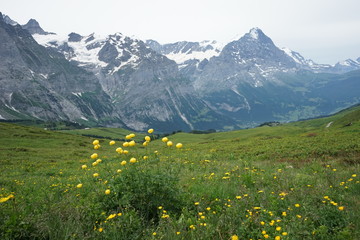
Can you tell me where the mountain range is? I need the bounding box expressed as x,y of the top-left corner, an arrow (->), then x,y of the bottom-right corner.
0,12 -> 359,131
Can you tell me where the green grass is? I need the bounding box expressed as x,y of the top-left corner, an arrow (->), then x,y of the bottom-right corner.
60,127 -> 148,141
0,106 -> 359,239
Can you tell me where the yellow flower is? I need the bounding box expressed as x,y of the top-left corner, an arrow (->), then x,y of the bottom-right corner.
81,165 -> 87,169
91,153 -> 98,159
282,232 -> 288,236
162,137 -> 169,142
276,226 -> 282,231
294,203 -> 300,207
120,161 -> 127,166
117,169 -> 122,173
352,174 -> 357,177
96,159 -> 102,163
123,142 -> 129,147
94,144 -> 100,150
76,183 -> 83,188
93,173 -> 99,177
109,140 -> 115,145
116,147 -> 123,153
123,150 -> 129,154
194,202 -> 199,205
167,141 -> 173,147
143,141 -> 148,146
92,140 -> 99,145
0,194 -> 14,203
296,215 -> 302,218
282,211 -> 287,216
176,143 -> 183,149
143,156 -> 148,160
144,136 -> 151,142
152,232 -> 157,236
125,135 -> 131,140
105,189 -> 111,195
106,213 -> 116,220
92,162 -> 98,167
264,234 -> 269,238
98,227 -> 103,232
129,133 -> 135,138
129,140 -> 136,147
231,235 -> 239,240
275,236 -> 281,240
148,128 -> 154,134
130,158 -> 137,163
338,206 -> 345,211
260,221 -> 265,225
176,232 -> 181,235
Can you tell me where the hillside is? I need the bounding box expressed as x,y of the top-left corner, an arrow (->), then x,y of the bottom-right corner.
0,106 -> 359,239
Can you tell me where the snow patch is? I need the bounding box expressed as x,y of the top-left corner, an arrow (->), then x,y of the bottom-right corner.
33,33 -> 108,67
39,73 -> 48,79
0,114 -> 5,120
231,87 -> 251,110
110,54 -> 139,74
249,28 -> 260,39
72,92 -> 83,97
164,41 -> 223,65
326,121 -> 333,128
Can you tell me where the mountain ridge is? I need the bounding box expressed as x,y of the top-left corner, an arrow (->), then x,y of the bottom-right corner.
0,12 -> 359,132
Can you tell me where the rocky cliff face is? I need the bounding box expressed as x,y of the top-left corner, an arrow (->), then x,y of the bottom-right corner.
22,19 -> 54,35
0,13 -> 118,125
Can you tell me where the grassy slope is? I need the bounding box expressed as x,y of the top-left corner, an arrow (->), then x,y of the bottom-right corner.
0,106 -> 359,239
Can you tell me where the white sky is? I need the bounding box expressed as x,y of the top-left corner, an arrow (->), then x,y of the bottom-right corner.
1,0 -> 360,64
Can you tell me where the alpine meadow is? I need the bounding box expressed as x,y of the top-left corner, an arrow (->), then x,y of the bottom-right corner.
0,105 -> 359,239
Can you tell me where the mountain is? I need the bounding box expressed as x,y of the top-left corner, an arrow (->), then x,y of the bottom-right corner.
0,13 -> 119,125
32,31 -> 232,131
22,19 -> 54,35
186,28 -> 360,128
1,13 -> 359,131
145,39 -> 223,77
3,14 -> 18,26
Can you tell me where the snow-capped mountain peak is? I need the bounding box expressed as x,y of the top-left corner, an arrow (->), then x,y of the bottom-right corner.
249,27 -> 261,39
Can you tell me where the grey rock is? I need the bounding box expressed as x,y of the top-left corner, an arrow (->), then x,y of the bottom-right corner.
68,32 -> 82,42
21,18 -> 54,35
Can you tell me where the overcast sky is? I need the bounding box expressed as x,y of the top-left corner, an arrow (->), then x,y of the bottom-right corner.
2,0 -> 360,64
